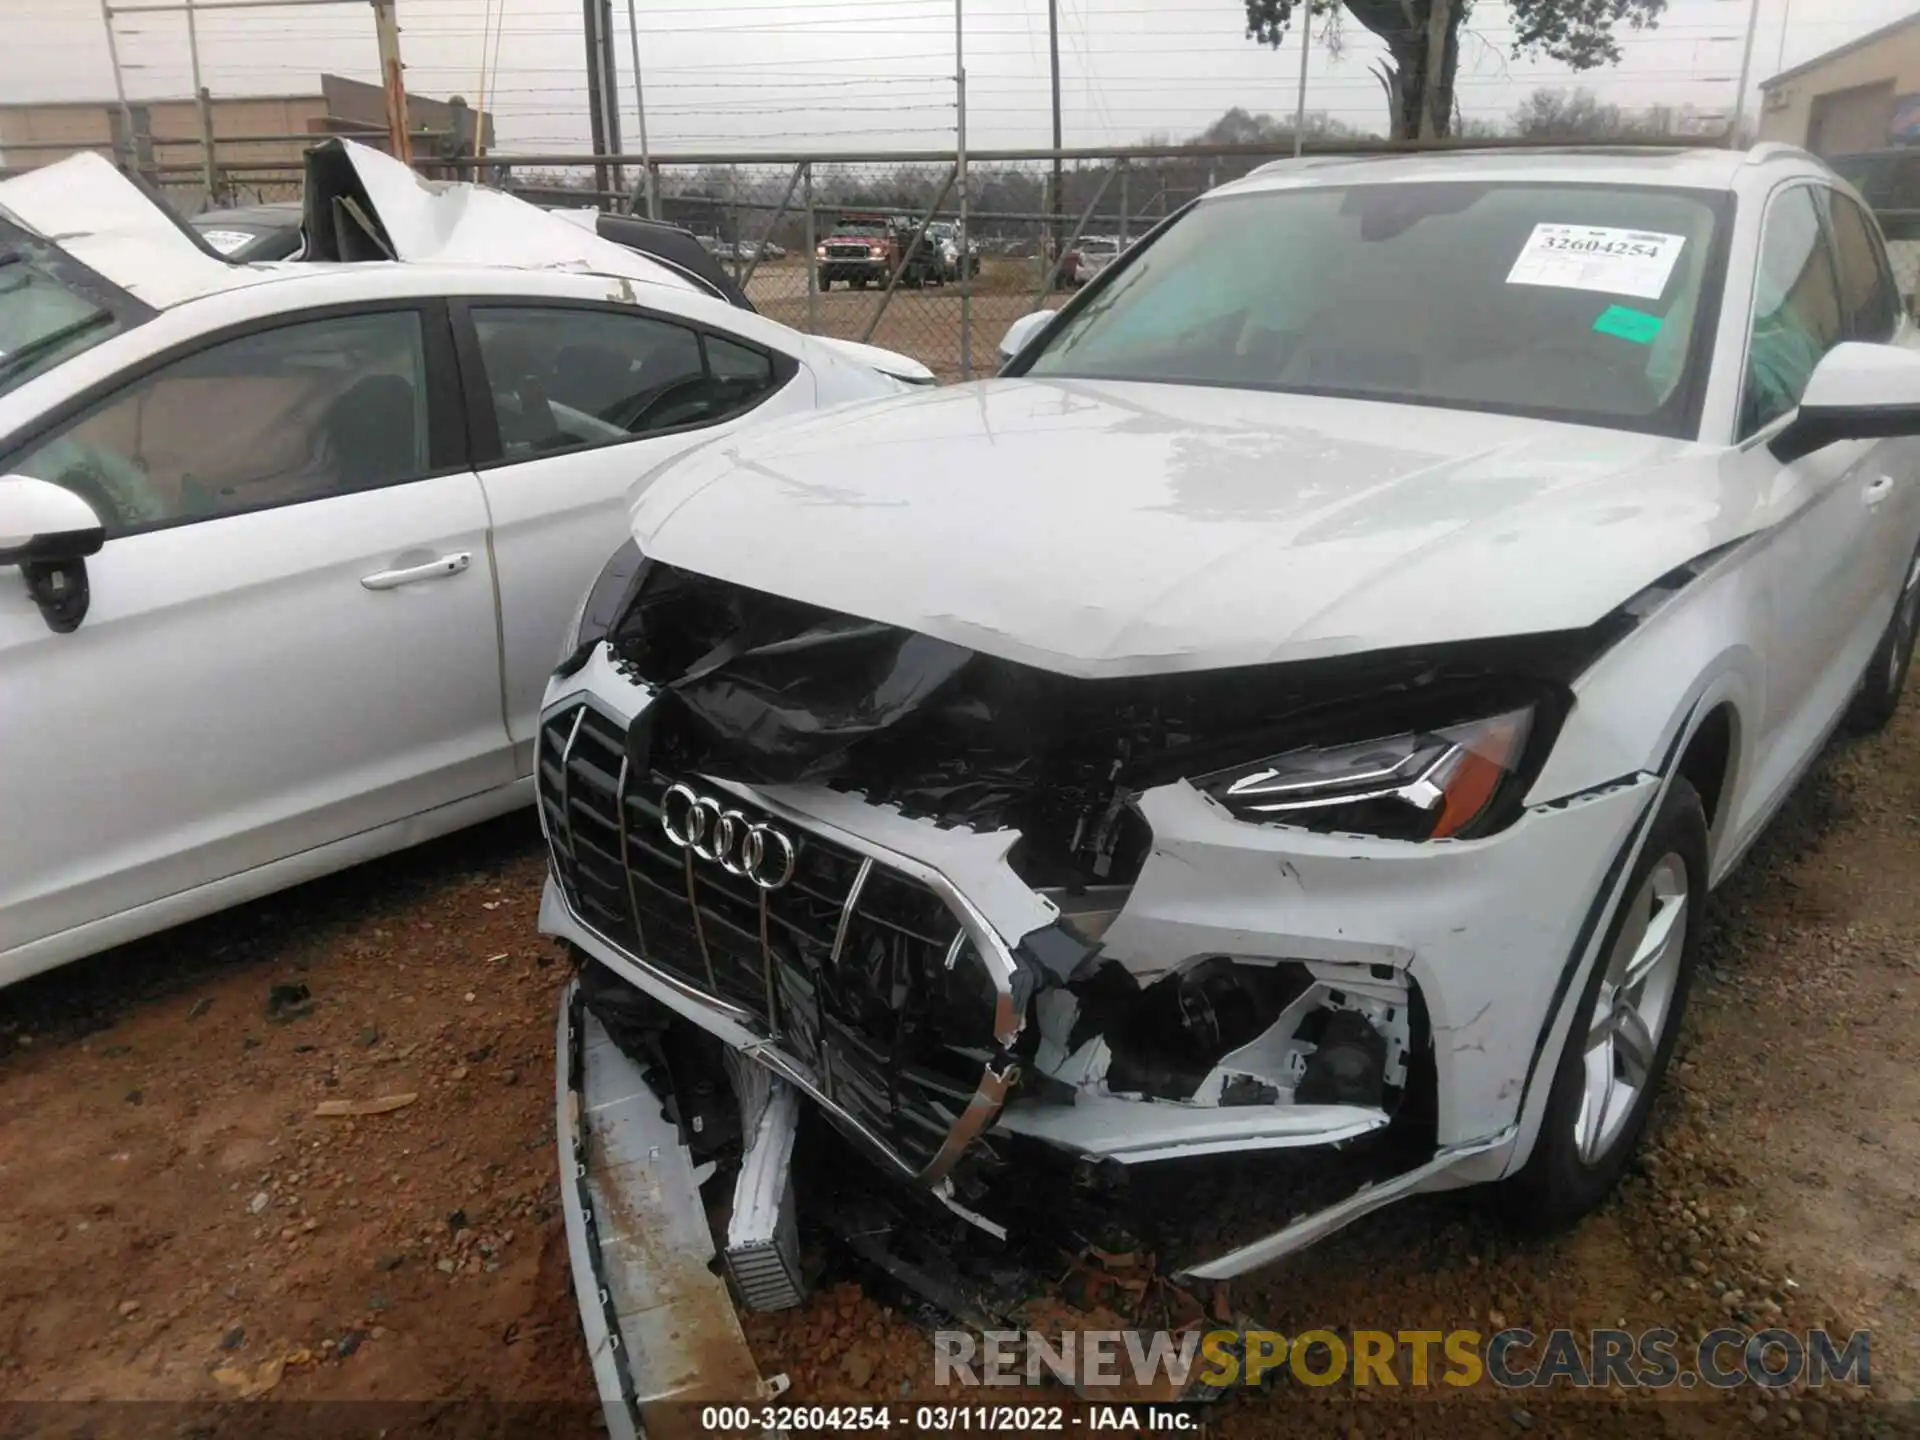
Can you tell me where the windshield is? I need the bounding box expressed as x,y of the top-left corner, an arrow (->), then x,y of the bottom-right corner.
836,221 -> 889,236
0,227 -> 135,401
1025,181 -> 1727,436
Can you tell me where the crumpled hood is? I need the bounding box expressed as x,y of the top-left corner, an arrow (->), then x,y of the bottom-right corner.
631,378 -> 1744,678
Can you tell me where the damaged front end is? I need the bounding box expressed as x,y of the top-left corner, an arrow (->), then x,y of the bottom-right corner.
543,558 -> 1649,1415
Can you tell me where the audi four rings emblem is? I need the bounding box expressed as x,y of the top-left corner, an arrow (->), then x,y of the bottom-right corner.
660,783 -> 798,891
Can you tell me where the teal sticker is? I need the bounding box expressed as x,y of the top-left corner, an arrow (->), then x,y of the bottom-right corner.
1592,304 -> 1664,344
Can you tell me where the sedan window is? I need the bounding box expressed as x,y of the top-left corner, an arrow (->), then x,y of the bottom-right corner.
470,306 -> 782,460
8,310 -> 430,533
1023,181 -> 1725,437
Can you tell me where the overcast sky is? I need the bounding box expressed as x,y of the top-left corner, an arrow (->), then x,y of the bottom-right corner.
5,0 -> 1914,153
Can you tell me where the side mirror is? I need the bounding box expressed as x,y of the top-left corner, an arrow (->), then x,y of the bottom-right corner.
0,476 -> 106,633
1772,342 -> 1920,462
998,310 -> 1055,367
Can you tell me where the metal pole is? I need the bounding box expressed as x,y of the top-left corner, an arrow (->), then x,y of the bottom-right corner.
861,165 -> 957,343
1037,165 -> 1115,300
1729,0 -> 1764,148
1293,0 -> 1311,157
1117,157 -> 1128,245
803,160 -> 817,334
98,0 -> 137,170
371,0 -> 412,163
624,0 -> 656,216
182,0 -> 219,200
739,161 -> 802,289
1048,0 -> 1063,266
957,0 -> 971,380
1775,0 -> 1791,75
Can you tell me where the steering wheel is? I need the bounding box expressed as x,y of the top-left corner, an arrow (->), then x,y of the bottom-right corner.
614,376 -> 715,433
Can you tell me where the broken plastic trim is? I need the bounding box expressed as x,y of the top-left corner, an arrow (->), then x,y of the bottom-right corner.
554,541 -> 650,682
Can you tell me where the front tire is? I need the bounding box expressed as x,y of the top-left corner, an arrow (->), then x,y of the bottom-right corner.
1502,777 -> 1707,1231
1846,551 -> 1920,734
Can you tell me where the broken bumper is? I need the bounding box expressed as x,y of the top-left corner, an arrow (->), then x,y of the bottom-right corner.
555,980 -> 782,1434
542,645 -> 1658,1275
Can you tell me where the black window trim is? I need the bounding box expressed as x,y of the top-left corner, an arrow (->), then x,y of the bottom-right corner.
447,295 -> 797,470
1821,187 -> 1903,343
0,296 -> 470,540
1734,178 -> 1848,446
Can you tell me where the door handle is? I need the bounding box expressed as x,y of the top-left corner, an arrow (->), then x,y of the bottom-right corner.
360,551 -> 472,591
1865,475 -> 1896,505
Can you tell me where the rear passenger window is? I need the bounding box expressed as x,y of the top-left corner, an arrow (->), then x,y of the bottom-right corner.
1827,193 -> 1902,341
1741,187 -> 1847,439
470,307 -> 784,460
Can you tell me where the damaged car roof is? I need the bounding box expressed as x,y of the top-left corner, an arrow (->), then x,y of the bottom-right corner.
0,139 -> 702,311
0,154 -> 274,309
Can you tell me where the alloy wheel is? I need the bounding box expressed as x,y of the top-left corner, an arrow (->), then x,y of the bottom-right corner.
1574,852 -> 1688,1166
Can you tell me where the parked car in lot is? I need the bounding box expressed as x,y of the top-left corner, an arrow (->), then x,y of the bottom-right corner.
0,141 -> 931,988
815,212 -> 937,289
542,144 -> 1920,1421
927,220 -> 980,282
1070,232 -> 1123,285
188,201 -> 305,261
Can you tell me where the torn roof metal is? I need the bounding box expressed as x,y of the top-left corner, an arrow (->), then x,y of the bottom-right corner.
0,153 -> 252,309
301,137 -> 697,295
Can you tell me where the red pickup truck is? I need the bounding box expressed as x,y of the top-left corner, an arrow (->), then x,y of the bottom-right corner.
815,213 -> 937,290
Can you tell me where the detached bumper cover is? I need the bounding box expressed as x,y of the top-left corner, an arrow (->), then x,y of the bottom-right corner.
555,981 -> 777,1435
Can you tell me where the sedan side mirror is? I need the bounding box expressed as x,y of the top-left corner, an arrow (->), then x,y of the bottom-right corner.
0,476 -> 106,633
1772,342 -> 1920,463
998,310 -> 1055,367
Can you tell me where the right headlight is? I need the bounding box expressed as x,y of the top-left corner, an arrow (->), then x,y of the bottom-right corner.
1193,705 -> 1537,842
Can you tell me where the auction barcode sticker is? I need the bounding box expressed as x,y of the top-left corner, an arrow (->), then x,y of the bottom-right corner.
1505,223 -> 1687,300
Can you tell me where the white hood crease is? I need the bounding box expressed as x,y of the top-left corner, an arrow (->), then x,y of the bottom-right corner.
631,377 -> 1755,678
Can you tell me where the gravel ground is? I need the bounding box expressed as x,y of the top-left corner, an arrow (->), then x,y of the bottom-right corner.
6,693 -> 1920,1436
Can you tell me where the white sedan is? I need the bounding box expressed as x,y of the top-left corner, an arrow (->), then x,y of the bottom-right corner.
538,145 -> 1920,1408
0,147 -> 923,988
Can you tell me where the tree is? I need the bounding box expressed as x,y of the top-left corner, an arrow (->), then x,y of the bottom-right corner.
1244,0 -> 1669,142
1508,86 -> 1674,141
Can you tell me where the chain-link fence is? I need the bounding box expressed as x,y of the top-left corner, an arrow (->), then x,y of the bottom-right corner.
505,150 -> 1222,383
1,134 -> 1724,382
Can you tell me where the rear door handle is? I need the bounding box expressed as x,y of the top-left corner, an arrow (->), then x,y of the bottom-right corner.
360,551 -> 472,590
1865,475 -> 1896,505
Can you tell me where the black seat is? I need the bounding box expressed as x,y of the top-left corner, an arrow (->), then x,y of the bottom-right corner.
323,373 -> 419,487
553,343 -> 637,421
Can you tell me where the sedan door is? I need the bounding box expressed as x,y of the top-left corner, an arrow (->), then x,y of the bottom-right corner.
0,302 -> 512,978
452,297 -> 812,768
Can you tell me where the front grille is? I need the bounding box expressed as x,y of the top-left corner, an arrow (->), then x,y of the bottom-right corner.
540,701 -> 993,1174
826,244 -> 874,259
